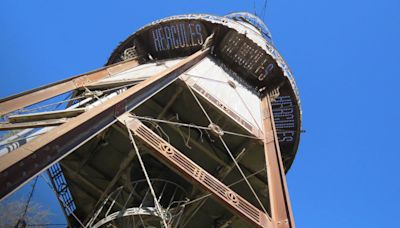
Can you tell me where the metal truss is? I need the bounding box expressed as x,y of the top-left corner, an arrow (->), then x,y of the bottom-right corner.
118,113 -> 272,228
0,59 -> 139,116
0,46 -> 294,227
0,48 -> 209,200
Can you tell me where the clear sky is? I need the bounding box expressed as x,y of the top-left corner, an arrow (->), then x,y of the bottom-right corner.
1,0 -> 400,227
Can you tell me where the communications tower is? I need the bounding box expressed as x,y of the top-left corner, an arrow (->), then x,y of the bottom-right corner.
0,13 -> 301,228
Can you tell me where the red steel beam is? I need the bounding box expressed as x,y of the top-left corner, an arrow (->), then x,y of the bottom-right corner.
118,113 -> 272,228
0,49 -> 209,200
0,59 -> 139,116
261,96 -> 295,228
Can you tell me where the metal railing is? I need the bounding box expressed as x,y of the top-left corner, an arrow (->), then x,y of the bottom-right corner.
88,179 -> 187,228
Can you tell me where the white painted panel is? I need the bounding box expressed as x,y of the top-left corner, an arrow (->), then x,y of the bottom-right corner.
185,57 -> 263,130
98,58 -> 183,83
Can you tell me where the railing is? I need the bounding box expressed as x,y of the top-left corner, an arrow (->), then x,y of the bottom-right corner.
48,163 -> 76,216
89,179 -> 187,228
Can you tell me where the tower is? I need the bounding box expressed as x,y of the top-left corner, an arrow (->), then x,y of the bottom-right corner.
0,12 -> 301,228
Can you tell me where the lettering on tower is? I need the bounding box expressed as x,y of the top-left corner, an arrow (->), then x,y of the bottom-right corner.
219,31 -> 276,82
150,22 -> 206,52
272,95 -> 295,142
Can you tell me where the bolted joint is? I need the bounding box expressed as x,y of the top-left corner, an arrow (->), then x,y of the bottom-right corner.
208,123 -> 224,136
276,218 -> 289,226
83,90 -> 103,98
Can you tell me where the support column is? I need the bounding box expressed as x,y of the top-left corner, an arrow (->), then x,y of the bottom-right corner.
0,48 -> 209,200
0,59 -> 139,116
261,96 -> 295,228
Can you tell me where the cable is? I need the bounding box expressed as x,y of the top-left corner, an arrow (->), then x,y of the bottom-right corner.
234,87 -> 263,132
13,80 -> 136,115
253,0 -> 257,16
219,135 -> 268,213
183,168 -> 266,207
136,116 -> 209,130
101,81 -> 139,93
16,95 -> 86,114
53,92 -> 73,111
261,0 -> 268,21
83,87 -> 102,103
125,121 -> 169,228
184,73 -> 263,139
182,168 -> 267,227
141,119 -> 171,143
186,84 -> 214,124
134,116 -> 259,140
184,73 -> 245,89
184,82 -> 268,214
40,174 -> 85,227
218,65 -> 263,133
18,177 -> 38,225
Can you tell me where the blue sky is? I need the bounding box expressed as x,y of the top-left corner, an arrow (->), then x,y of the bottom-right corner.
1,0 -> 400,227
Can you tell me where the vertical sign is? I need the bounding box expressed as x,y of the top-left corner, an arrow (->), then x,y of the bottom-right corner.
271,96 -> 295,142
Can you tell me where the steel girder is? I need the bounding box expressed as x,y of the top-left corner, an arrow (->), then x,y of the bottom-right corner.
0,48 -> 209,200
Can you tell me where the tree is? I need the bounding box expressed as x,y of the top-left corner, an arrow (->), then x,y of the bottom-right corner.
0,198 -> 51,227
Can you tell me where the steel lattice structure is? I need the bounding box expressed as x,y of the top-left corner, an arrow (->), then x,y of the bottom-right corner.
0,13 -> 301,228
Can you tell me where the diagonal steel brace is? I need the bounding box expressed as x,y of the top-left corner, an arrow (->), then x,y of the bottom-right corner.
118,113 -> 272,228
0,48 -> 209,200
